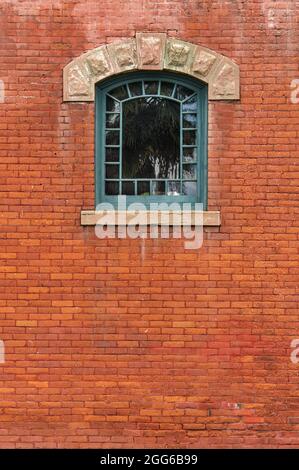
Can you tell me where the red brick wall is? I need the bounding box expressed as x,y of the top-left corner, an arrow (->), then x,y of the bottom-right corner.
0,0 -> 299,448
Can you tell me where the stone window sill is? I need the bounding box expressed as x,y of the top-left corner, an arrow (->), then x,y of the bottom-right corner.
81,210 -> 221,226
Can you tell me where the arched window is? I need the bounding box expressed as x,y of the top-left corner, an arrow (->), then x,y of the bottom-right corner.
95,71 -> 207,208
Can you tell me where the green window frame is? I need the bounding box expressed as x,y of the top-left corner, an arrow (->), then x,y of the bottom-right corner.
95,71 -> 208,209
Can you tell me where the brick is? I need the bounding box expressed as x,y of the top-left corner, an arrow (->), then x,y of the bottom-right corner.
0,0 -> 298,450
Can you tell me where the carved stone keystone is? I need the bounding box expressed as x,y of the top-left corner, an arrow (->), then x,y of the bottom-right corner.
136,32 -> 166,70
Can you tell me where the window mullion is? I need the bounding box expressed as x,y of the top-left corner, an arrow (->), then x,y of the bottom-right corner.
120,101 -> 123,192
181,92 -> 196,103
171,83 -> 177,98
180,101 -> 183,195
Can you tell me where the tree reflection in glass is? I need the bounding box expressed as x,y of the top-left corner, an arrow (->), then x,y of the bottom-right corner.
122,97 -> 180,183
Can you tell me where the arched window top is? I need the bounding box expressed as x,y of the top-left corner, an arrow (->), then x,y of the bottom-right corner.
95,71 -> 208,208
101,72 -> 205,102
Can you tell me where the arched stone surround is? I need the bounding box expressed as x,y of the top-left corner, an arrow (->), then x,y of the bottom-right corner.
63,33 -> 240,102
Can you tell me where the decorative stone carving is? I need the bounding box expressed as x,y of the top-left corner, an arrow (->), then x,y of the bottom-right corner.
86,46 -> 112,79
164,38 -> 196,73
63,36 -> 240,102
192,47 -> 217,78
136,32 -> 166,70
64,62 -> 92,101
209,60 -> 240,100
107,39 -> 137,72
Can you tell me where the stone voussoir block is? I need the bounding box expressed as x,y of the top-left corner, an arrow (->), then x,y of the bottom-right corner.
190,45 -> 219,82
208,58 -> 240,100
107,38 -> 138,73
63,59 -> 94,102
85,45 -> 115,83
136,32 -> 167,70
164,38 -> 197,74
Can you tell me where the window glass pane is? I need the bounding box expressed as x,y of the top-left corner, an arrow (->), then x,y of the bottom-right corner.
109,85 -> 128,101
105,147 -> 119,162
105,164 -> 119,179
122,97 -> 180,179
122,181 -> 135,195
182,181 -> 197,197
152,181 -> 165,195
129,81 -> 143,97
102,78 -> 202,203
106,113 -> 120,129
183,164 -> 196,180
106,130 -> 120,145
183,114 -> 197,129
144,81 -> 159,95
105,181 -> 119,195
174,85 -> 193,101
183,147 -> 197,163
137,181 -> 150,195
182,94 -> 197,112
106,96 -> 120,112
167,181 -> 181,195
183,130 -> 196,146
160,81 -> 174,97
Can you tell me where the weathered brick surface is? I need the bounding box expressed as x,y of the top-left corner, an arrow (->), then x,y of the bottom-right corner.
0,0 -> 299,448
